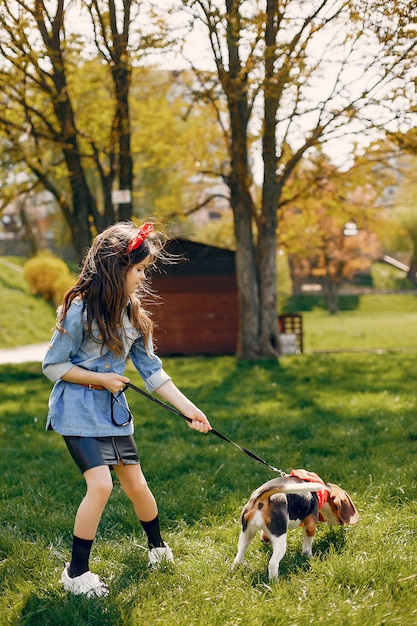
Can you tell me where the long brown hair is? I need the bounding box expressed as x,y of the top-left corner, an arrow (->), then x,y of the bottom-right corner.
58,221 -> 166,356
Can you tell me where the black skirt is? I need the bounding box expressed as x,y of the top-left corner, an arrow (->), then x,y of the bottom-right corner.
63,435 -> 139,474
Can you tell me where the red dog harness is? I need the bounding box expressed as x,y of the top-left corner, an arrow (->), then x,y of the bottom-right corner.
290,469 -> 329,509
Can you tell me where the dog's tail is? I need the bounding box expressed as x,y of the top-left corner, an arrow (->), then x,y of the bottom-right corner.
264,482 -> 330,499
253,476 -> 331,501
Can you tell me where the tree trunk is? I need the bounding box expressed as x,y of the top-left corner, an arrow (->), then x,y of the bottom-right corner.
224,0 -> 262,359
259,0 -> 280,356
325,272 -> 339,314
54,91 -> 97,256
214,0 -> 281,359
227,94 -> 260,357
407,241 -> 417,284
35,3 -> 97,258
232,192 -> 260,359
116,85 -> 133,222
110,28 -> 133,222
258,217 -> 279,355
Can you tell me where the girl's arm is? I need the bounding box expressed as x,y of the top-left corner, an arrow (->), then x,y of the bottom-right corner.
155,379 -> 211,433
61,365 -> 130,395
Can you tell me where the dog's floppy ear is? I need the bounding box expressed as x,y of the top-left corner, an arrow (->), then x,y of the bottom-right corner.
326,483 -> 359,525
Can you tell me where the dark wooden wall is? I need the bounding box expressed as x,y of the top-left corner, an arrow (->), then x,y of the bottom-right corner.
148,240 -> 239,355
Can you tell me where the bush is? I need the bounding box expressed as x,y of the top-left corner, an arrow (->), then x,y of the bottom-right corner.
52,272 -> 77,306
371,262 -> 414,290
23,252 -> 76,305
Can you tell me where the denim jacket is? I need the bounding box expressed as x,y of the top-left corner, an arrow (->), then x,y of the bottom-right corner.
42,298 -> 171,436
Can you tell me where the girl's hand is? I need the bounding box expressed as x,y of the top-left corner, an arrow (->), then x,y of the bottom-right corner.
100,373 -> 131,394
62,365 -> 130,394
184,406 -> 212,433
155,380 -> 212,433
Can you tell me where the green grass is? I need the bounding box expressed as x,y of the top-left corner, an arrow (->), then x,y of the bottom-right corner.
290,293 -> 417,353
1,354 -> 417,625
1,256 -> 417,623
303,294 -> 417,352
0,257 -> 57,347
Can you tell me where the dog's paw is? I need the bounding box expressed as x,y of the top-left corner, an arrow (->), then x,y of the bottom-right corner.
231,559 -> 250,574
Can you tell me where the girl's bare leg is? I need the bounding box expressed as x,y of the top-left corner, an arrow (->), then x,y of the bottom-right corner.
73,465 -> 114,539
113,463 -> 158,522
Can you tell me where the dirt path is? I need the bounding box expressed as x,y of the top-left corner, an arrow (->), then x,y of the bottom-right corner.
0,342 -> 49,364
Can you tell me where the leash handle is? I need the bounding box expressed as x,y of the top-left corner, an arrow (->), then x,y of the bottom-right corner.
123,382 -> 285,475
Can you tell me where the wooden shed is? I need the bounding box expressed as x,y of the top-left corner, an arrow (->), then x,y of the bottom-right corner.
148,239 -> 239,356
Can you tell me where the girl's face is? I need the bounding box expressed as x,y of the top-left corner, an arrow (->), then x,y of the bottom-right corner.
125,255 -> 151,294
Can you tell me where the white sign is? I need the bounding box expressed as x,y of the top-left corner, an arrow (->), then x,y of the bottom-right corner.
112,189 -> 131,204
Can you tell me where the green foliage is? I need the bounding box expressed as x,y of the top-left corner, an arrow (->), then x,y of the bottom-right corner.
52,272 -> 78,306
1,353 -> 417,624
130,69 -> 227,223
23,253 -> 76,305
371,262 -> 414,290
280,154 -> 381,291
190,212 -> 236,250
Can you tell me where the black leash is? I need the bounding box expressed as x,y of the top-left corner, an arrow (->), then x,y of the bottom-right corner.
123,381 -> 286,476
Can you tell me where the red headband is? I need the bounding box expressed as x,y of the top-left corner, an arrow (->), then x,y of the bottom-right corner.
126,223 -> 154,253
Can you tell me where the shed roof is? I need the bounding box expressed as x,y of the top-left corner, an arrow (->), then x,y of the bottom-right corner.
156,238 -> 235,277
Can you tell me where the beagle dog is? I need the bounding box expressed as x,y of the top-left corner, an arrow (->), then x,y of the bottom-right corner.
233,469 -> 359,581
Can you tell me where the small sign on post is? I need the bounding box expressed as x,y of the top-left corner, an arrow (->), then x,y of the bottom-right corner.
111,189 -> 131,205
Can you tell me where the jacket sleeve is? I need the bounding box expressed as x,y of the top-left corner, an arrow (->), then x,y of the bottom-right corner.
42,301 -> 84,382
129,335 -> 171,393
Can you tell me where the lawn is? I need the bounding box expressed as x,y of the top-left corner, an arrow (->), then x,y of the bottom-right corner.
301,293 -> 417,353
0,257 -> 57,347
1,258 -> 417,623
0,352 -> 416,625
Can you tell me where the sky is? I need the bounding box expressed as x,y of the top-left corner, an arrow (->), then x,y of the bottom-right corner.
66,0 -> 415,174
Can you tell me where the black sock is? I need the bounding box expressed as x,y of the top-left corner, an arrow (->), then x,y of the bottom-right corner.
140,515 -> 165,549
68,536 -> 94,578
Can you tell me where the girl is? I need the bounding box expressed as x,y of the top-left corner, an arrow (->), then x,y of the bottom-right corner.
43,221 -> 211,598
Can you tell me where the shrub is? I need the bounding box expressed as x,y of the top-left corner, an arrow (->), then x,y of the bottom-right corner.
371,262 -> 413,290
52,272 -> 77,306
23,252 -> 76,304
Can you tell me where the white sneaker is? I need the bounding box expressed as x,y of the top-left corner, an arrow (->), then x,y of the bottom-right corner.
148,544 -> 174,570
61,564 -> 109,598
